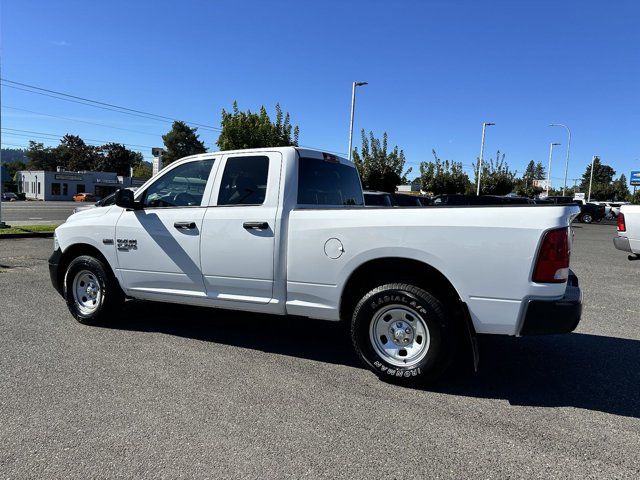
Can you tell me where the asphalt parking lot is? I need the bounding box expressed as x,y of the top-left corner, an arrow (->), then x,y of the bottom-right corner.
1,224 -> 638,479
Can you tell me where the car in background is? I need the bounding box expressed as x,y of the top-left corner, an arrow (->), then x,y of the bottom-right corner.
432,194 -> 532,206
363,191 -> 393,206
73,192 -> 98,202
1,192 -> 19,201
391,193 -> 423,207
543,196 -> 605,223
73,188 -> 138,214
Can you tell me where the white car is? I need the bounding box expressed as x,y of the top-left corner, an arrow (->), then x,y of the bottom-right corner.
49,147 -> 582,384
613,204 -> 640,259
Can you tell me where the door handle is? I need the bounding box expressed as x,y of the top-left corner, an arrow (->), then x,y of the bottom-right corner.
174,221 -> 196,230
243,221 -> 269,230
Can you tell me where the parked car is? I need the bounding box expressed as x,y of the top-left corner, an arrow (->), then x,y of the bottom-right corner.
543,196 -> 605,223
432,194 -> 532,206
73,193 -> 98,202
363,191 -> 393,206
50,147 -> 582,385
613,204 -> 640,260
1,192 -> 18,201
391,193 -> 423,207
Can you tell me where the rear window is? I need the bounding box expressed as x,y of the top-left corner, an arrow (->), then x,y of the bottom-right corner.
297,157 -> 364,206
364,193 -> 392,206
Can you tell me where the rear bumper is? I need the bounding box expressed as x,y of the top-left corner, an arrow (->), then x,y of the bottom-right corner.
613,236 -> 632,253
519,271 -> 582,336
49,248 -> 63,296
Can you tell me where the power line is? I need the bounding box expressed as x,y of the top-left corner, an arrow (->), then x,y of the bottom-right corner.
1,127 -> 155,149
2,79 -> 344,156
1,78 -> 221,132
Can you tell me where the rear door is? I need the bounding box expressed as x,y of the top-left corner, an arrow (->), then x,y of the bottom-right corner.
200,152 -> 282,304
115,157 -> 217,296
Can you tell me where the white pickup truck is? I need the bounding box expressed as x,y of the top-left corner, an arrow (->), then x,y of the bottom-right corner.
613,204 -> 640,260
50,147 -> 582,384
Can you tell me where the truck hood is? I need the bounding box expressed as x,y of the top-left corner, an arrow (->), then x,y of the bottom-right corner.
64,205 -> 116,224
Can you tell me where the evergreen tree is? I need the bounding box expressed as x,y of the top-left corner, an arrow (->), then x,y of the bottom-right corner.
25,141 -> 58,170
162,121 -> 207,164
580,157 -> 616,200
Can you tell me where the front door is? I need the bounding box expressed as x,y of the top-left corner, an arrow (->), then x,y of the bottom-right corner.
200,152 -> 281,304
115,157 -> 217,297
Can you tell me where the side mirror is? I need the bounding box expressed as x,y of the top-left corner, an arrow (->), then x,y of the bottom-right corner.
115,189 -> 137,209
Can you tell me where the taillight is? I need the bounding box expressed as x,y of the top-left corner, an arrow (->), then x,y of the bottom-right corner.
617,213 -> 626,232
533,227 -> 570,283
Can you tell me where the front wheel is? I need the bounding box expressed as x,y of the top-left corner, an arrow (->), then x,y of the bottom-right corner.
350,283 -> 456,385
64,255 -> 124,324
581,213 -> 593,223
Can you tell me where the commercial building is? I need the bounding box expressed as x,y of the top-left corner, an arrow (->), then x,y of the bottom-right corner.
16,168 -> 147,201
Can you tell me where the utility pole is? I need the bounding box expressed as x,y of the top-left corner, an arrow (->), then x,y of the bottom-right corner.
587,155 -> 596,202
0,50 -> 7,229
546,142 -> 561,196
347,81 -> 368,161
549,124 -> 571,196
476,122 -> 495,195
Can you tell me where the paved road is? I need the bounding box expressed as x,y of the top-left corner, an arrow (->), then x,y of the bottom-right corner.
1,224 -> 638,478
0,201 -> 78,225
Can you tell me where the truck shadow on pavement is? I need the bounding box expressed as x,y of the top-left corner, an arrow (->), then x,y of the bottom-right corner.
112,300 -> 640,419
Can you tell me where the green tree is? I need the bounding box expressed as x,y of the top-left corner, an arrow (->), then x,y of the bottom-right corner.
132,161 -> 153,179
54,134 -> 100,171
162,121 -> 207,164
216,102 -> 299,151
26,141 -> 58,170
474,150 -> 516,195
419,149 -> 470,194
352,130 -> 411,193
515,160 -> 543,197
534,161 -> 546,180
95,143 -> 144,176
611,174 -> 630,201
579,157 -> 616,200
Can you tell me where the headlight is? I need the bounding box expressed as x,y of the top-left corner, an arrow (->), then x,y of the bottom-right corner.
53,232 -> 59,251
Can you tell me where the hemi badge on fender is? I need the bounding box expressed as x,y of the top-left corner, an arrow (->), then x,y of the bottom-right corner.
102,239 -> 114,245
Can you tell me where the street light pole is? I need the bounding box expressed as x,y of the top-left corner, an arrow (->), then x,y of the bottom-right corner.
550,124 -> 571,195
546,142 -> 561,196
476,122 -> 495,195
347,81 -> 368,161
0,52 -> 6,229
587,155 -> 596,202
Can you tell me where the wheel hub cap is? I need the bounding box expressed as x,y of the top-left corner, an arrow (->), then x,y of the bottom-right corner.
72,270 -> 102,315
369,304 -> 431,368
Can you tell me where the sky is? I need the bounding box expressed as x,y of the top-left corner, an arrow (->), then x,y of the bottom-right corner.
2,0 -> 639,186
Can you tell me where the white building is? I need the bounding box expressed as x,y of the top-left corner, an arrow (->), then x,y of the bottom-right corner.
16,168 -> 146,201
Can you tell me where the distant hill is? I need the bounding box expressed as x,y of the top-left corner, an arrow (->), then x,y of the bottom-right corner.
1,148 -> 27,164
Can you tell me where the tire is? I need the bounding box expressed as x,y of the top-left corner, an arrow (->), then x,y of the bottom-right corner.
64,255 -> 124,325
581,213 -> 593,224
351,283 -> 456,386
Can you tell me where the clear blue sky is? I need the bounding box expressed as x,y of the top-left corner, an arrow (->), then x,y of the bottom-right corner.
2,0 -> 639,185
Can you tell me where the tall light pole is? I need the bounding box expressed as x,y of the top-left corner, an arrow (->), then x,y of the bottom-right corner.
0,50 -> 7,229
549,124 -> 571,195
347,81 -> 368,161
546,142 -> 561,196
476,122 -> 495,195
587,155 -> 596,202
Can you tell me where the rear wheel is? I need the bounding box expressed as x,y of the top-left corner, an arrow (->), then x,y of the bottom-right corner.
581,213 -> 593,223
64,255 -> 124,324
351,283 -> 456,385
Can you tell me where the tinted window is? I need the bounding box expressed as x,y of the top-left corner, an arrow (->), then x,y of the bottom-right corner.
298,157 -> 364,206
217,156 -> 269,206
143,159 -> 214,208
392,194 -> 421,206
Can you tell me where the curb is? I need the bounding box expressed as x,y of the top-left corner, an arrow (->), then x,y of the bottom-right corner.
0,232 -> 55,239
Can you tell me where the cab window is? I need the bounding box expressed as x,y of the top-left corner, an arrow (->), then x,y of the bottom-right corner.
142,159 -> 214,208
217,156 -> 269,205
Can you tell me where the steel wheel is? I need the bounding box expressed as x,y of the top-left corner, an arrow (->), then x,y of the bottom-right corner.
582,213 -> 593,223
72,269 -> 102,315
369,304 -> 431,367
